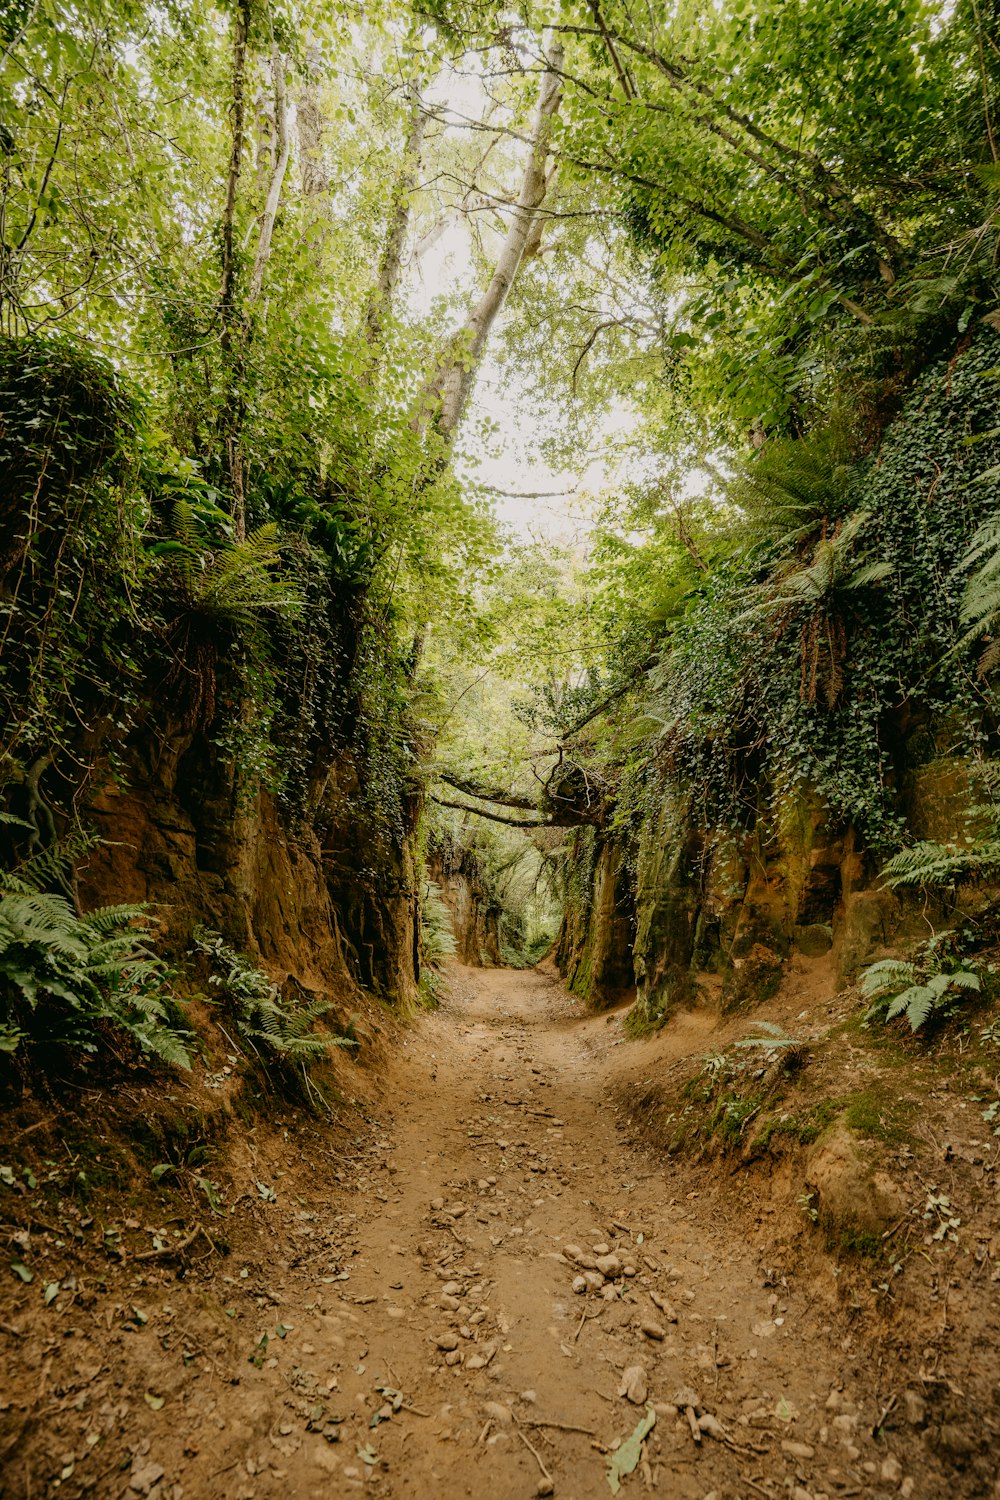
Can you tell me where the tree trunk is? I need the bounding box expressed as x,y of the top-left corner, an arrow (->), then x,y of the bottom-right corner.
362,86 -> 427,354
297,37 -> 329,197
415,40 -> 563,438
248,45 -> 290,304
219,0 -> 251,541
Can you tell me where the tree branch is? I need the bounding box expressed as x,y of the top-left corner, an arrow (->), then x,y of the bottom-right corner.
432,796 -> 557,829
438,771 -> 541,811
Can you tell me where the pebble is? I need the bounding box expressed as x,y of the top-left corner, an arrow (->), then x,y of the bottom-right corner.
536,1482 -> 554,1497
622,1265 -> 636,1277
572,1275 -> 587,1295
445,1350 -> 462,1366
937,1424 -> 975,1457
435,1333 -> 459,1351
902,1389 -> 926,1427
583,1271 -> 605,1293
595,1254 -> 622,1277
563,1244 -> 599,1271
640,1319 -> 665,1341
698,1413 -> 725,1439
485,1402 -> 512,1427
129,1465 -> 165,1497
430,1197 -> 445,1211
782,1440 -> 815,1460
650,1291 -> 678,1322
619,1365 -> 648,1404
881,1456 -> 903,1484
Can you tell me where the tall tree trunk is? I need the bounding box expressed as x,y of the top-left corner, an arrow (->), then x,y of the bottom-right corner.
415,40 -> 563,438
219,0 -> 251,541
362,85 -> 427,356
248,44 -> 290,304
297,36 -> 329,197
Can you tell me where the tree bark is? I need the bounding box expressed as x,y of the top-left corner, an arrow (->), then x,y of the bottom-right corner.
297,37 -> 329,197
248,44 -> 290,304
415,39 -> 564,437
219,0 -> 251,541
363,85 -> 427,354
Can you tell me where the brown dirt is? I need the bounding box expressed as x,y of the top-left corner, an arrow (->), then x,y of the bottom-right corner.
1,962 -> 998,1499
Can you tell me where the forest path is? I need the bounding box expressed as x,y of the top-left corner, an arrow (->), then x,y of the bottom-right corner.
4,964 -> 924,1500
209,963 -> 905,1500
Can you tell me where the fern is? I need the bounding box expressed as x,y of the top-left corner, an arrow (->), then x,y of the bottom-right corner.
151,501 -> 302,626
861,946 -> 980,1032
420,881 -> 457,967
191,927 -> 353,1075
0,883 -> 192,1068
959,513 -> 1000,673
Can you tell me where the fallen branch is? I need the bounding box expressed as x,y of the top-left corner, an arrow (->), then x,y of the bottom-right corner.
135,1224 -> 215,1261
524,1418 -> 596,1436
515,1424 -> 553,1482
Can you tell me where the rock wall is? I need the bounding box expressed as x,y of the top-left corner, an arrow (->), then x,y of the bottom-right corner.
554,828 -> 635,1008
558,737 -> 987,1025
78,730 -> 420,1010
428,843 -> 501,966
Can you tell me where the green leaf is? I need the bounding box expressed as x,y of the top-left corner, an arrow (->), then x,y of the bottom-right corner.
607,1406 -> 656,1494
10,1261 -> 33,1283
43,1281 -> 60,1305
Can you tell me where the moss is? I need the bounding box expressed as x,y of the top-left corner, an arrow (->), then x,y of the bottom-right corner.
841,1087 -> 916,1144
831,1227 -> 884,1259
709,1090 -> 764,1145
751,1098 -> 840,1153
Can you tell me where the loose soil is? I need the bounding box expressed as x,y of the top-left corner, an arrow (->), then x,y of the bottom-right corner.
1,963 -> 998,1499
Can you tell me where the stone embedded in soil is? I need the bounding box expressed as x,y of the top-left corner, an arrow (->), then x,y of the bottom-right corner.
485,1401 -> 512,1427
640,1319 -> 665,1341
595,1254 -> 622,1277
572,1275 -> 587,1294
129,1463 -> 165,1496
903,1389 -> 927,1426
536,1481 -> 555,1497
583,1271 -> 604,1292
563,1244 -> 599,1271
445,1349 -> 462,1366
435,1333 -> 459,1351
698,1413 -> 726,1439
619,1365 -> 648,1404
782,1439 -> 815,1460
649,1291 -> 678,1322
881,1455 -> 903,1484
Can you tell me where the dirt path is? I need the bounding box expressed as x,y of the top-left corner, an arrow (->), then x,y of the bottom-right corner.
182,964 -> 908,1500
1,964 -> 935,1498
